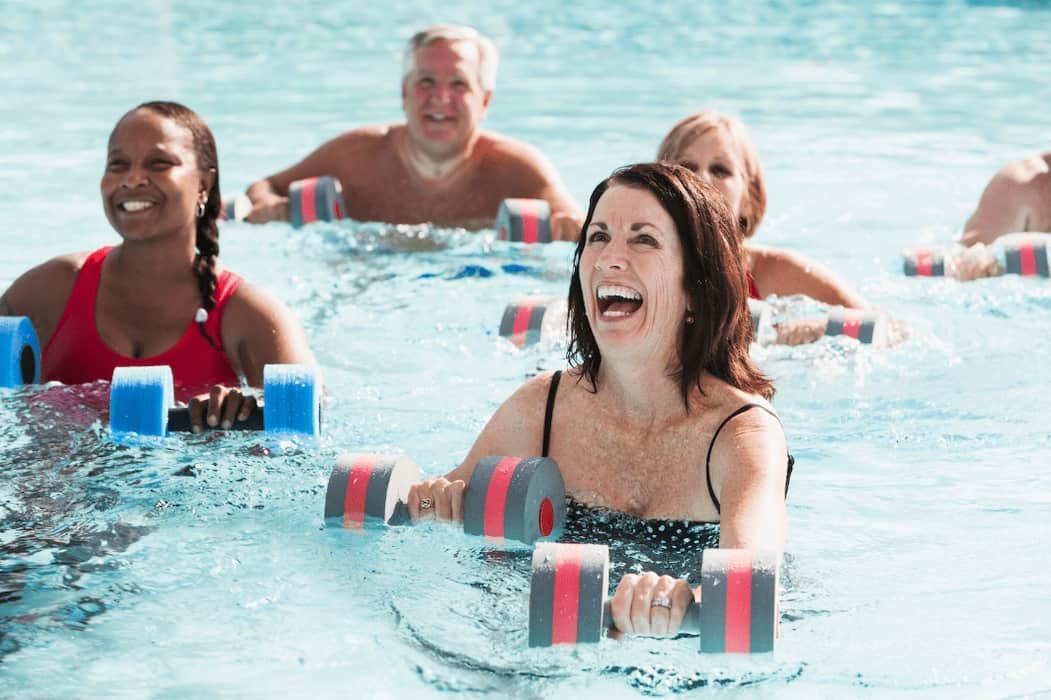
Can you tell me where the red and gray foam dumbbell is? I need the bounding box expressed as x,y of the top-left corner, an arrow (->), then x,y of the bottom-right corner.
496,199 -> 552,244
499,296 -> 567,348
528,542 -> 780,653
220,176 -> 346,228
324,454 -> 565,544
902,248 -> 950,277
824,307 -> 885,344
904,241 -> 1051,277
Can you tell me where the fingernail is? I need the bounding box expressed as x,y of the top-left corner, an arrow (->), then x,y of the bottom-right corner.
192,426 -> 201,434
221,420 -> 232,430
207,415 -> 218,427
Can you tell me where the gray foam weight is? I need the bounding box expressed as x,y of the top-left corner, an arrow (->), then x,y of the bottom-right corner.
903,250 -> 946,276
496,199 -> 552,243
825,307 -> 881,344
462,456 -> 565,544
324,454 -> 420,527
289,176 -> 346,228
1003,241 -> 1050,276
529,542 -> 609,647
699,549 -> 779,653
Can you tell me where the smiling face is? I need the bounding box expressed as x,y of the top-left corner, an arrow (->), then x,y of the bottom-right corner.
578,185 -> 688,359
401,39 -> 492,161
674,128 -> 749,229
101,109 -> 209,242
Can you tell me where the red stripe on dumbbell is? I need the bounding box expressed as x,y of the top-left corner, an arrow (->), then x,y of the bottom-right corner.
841,311 -> 862,339
483,456 -> 520,542
511,303 -> 536,348
521,201 -> 539,244
724,550 -> 753,654
301,179 -> 318,225
916,249 -> 932,277
342,457 -> 376,528
551,545 -> 582,645
1020,243 -> 1036,276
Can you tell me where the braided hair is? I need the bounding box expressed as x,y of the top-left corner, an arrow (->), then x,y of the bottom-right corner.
118,101 -> 222,348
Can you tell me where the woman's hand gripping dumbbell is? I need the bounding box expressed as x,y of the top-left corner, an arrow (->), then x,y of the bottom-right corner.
324,454 -> 565,545
109,364 -> 322,437
528,542 -> 780,653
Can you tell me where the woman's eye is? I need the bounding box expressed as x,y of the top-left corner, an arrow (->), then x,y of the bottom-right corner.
106,160 -> 127,171
587,230 -> 608,243
637,234 -> 658,246
679,160 -> 699,173
712,164 -> 732,177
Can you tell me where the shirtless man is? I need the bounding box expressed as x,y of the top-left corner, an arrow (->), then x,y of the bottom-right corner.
960,151 -> 1051,246
243,24 -> 582,239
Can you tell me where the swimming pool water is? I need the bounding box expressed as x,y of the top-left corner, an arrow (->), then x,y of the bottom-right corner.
2,1 -> 1051,696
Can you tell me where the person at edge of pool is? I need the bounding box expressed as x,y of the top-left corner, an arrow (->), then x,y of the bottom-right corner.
404,162 -> 792,639
659,110 -> 881,345
239,24 -> 583,240
0,101 -> 317,431
938,150 -> 1051,281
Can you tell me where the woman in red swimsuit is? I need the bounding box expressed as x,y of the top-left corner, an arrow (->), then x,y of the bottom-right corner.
658,110 -> 867,309
0,101 -> 315,430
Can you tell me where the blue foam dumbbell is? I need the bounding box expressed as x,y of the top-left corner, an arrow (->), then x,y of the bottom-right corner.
109,363 -> 322,437
0,316 -> 41,387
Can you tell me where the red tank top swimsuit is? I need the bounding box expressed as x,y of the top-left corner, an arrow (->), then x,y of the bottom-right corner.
42,246 -> 243,402
746,270 -> 761,300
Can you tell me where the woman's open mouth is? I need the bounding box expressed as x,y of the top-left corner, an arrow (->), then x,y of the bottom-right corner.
596,284 -> 643,318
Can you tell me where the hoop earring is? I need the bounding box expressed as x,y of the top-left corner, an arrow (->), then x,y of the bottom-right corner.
197,201 -> 206,218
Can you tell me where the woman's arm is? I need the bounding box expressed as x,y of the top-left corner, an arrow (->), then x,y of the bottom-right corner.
187,280 -> 317,431
407,371 -> 554,521
1,254 -> 83,348
749,244 -> 867,309
707,406 -> 788,551
219,281 -> 316,386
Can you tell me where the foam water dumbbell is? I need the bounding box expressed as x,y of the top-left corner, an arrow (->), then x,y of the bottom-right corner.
528,542 -> 780,653
324,454 -> 565,544
108,363 -> 322,437
496,199 -> 552,244
750,300 -> 886,346
902,248 -> 949,277
903,240 -> 1050,277
221,176 -> 346,228
824,307 -> 886,345
0,316 -> 40,388
499,295 -> 567,348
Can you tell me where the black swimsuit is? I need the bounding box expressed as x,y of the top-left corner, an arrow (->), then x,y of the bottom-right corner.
543,370 -> 793,558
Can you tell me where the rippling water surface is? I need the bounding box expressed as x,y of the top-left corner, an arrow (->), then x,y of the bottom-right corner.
2,1 -> 1051,696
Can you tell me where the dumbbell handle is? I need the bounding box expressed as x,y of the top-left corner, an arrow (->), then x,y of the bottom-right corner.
601,598 -> 702,635
165,405 -> 265,432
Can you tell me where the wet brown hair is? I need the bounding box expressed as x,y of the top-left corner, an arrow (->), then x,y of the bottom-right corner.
657,110 -> 766,239
566,162 -> 775,405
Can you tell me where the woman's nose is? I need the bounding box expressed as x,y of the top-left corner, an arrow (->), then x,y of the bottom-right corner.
120,163 -> 150,188
595,238 -> 627,271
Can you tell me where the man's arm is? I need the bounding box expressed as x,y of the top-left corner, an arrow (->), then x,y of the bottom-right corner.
244,128 -> 383,224
748,244 -> 868,309
492,138 -> 583,241
960,156 -> 1046,246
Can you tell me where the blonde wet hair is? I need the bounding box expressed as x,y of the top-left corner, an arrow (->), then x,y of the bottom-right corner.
403,24 -> 499,92
657,111 -> 766,238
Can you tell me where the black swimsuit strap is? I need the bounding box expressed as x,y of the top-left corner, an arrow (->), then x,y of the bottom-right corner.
705,403 -> 787,514
542,370 -> 562,458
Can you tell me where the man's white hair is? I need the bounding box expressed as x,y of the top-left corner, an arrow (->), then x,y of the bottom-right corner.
402,24 -> 499,92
